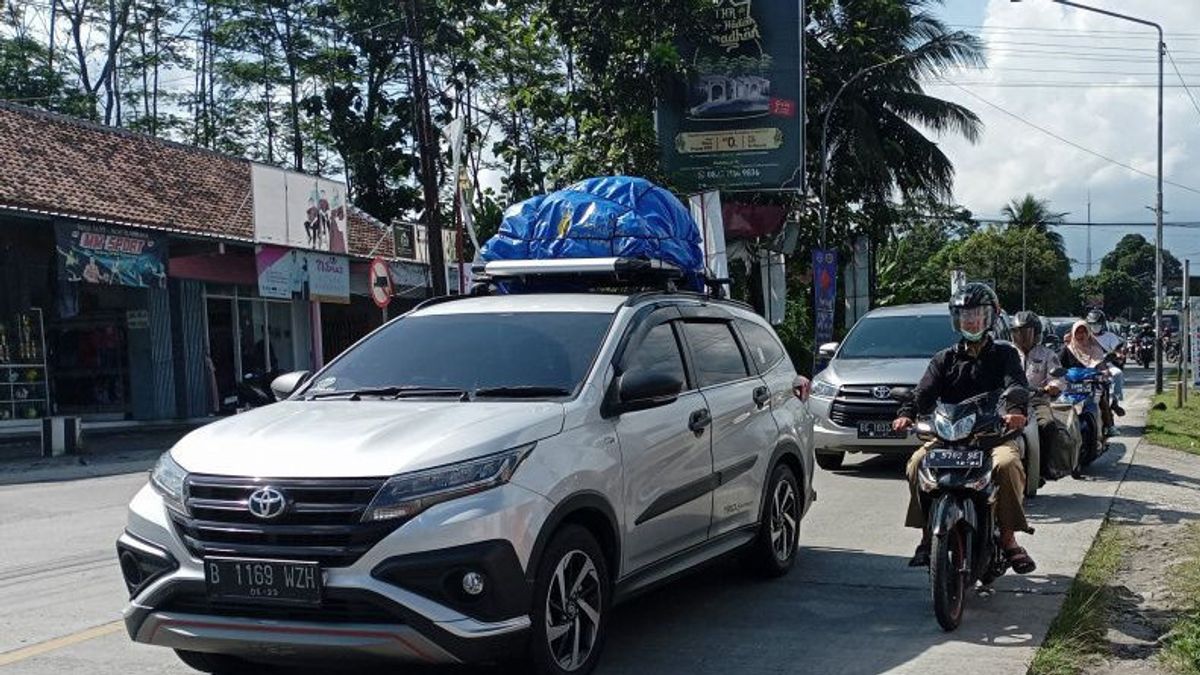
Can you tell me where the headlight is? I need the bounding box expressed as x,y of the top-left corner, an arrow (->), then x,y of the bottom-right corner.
149,452 -> 188,515
811,379 -> 838,399
934,413 -> 976,442
362,444 -> 534,522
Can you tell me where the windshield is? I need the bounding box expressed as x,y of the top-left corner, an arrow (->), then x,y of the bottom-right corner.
837,314 -> 960,359
308,312 -> 614,398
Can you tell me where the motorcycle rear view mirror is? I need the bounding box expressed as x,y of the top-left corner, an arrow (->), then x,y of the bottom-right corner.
1049,366 -> 1067,378
1003,385 -> 1031,407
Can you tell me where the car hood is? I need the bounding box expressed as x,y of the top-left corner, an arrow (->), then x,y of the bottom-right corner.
170,400 -> 565,478
818,357 -> 930,386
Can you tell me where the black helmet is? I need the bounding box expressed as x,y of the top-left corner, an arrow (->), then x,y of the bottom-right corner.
1012,310 -> 1043,345
1086,308 -> 1107,334
949,282 -> 999,342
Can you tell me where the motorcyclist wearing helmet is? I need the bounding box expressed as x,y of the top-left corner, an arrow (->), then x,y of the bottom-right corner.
1012,311 -> 1071,479
893,283 -> 1036,574
1085,309 -> 1126,422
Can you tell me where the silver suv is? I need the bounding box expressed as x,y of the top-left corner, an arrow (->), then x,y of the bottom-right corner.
809,303 -> 1012,470
117,289 -> 815,675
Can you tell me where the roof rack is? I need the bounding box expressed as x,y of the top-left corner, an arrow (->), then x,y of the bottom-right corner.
470,257 -> 689,294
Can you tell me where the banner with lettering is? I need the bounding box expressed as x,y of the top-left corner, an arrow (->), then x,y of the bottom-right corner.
55,222 -> 168,289
813,248 -> 838,349
657,0 -> 804,191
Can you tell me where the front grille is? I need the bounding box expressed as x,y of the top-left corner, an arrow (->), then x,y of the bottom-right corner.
828,384 -> 905,427
172,475 -> 399,567
160,590 -> 399,624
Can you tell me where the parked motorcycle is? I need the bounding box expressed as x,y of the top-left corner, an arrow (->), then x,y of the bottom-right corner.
1052,365 -> 1108,469
898,386 -> 1031,631
1165,338 -> 1182,365
230,371 -> 277,412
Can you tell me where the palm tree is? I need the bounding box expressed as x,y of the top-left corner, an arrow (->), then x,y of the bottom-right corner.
807,0 -> 985,205
1001,193 -> 1068,259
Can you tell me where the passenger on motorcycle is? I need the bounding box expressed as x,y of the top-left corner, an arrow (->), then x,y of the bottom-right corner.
1061,321 -> 1118,433
1012,311 -> 1070,479
1086,309 -> 1126,419
893,283 -> 1036,574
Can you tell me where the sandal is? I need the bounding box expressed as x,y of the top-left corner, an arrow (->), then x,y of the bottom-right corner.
908,542 -> 931,568
1005,546 -> 1037,575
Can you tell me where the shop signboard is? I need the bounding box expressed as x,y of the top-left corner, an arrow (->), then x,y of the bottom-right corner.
393,222 -> 417,259
657,0 -> 803,191
251,165 -> 349,254
255,246 -> 349,304
55,222 -> 168,289
307,254 -> 350,304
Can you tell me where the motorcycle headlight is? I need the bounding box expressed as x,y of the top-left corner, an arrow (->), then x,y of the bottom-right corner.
362,444 -> 534,522
149,452 -> 189,515
934,413 -> 976,442
811,379 -> 838,399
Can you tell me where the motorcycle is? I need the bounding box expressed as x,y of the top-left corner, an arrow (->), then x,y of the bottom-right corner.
222,371 -> 277,413
1136,335 -> 1155,369
1165,338 -> 1182,365
1052,364 -> 1108,468
898,386 -> 1031,631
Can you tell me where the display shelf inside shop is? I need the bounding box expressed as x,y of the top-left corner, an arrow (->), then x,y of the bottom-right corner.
0,308 -> 50,423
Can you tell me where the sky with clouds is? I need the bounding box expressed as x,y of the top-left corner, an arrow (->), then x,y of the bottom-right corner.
925,0 -> 1200,277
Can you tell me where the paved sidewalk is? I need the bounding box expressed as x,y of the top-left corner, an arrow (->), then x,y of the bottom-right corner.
0,425 -> 203,486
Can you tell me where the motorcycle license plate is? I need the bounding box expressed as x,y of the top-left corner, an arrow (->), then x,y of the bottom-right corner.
925,449 -> 984,469
204,557 -> 322,606
857,421 -> 906,439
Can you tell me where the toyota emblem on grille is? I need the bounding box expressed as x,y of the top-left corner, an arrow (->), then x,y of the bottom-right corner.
247,486 -> 287,520
872,386 -> 892,400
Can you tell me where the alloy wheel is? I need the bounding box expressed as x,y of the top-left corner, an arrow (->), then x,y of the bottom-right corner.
544,549 -> 602,671
770,479 -> 799,562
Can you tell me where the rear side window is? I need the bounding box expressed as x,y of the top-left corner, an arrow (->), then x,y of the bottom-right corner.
625,323 -> 687,387
681,322 -> 749,387
738,320 -> 785,371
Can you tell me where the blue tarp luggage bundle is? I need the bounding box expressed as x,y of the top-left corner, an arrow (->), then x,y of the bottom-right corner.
478,176 -> 706,292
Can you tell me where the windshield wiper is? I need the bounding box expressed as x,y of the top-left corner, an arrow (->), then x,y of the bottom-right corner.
473,386 -> 572,398
307,386 -> 469,401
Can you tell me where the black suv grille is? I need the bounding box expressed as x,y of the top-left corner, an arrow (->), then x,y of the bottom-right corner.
829,384 -> 905,427
160,590 -> 400,624
171,475 -> 398,567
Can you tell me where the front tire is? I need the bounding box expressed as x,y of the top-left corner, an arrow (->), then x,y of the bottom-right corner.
747,463 -> 802,578
815,451 -> 844,471
930,527 -> 967,632
527,525 -> 610,675
174,650 -> 257,674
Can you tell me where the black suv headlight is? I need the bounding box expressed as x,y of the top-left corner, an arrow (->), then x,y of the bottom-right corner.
149,452 -> 189,516
362,444 -> 534,523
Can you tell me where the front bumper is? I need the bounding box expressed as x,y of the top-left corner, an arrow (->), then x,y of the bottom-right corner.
810,396 -> 921,455
119,480 -> 552,665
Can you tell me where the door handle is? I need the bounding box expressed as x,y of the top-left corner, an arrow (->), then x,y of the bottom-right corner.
688,408 -> 712,434
753,386 -> 771,408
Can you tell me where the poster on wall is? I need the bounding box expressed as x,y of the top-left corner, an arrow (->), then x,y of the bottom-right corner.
251,165 -> 349,254
55,222 -> 168,289
255,245 -> 303,299
255,246 -> 349,304
657,0 -> 804,191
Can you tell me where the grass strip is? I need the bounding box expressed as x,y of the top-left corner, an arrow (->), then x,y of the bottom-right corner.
1030,523 -> 1126,675
1164,523 -> 1200,675
1146,392 -> 1200,455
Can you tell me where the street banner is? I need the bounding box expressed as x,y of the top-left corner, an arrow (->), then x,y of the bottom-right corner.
813,248 -> 838,347
254,246 -> 349,304
255,246 -> 301,299
55,222 -> 167,289
251,165 -> 349,253
658,0 -> 804,191
1191,298 -> 1200,388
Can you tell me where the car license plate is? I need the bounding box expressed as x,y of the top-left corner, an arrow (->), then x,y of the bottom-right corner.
204,558 -> 322,605
857,420 -> 905,439
925,449 -> 984,469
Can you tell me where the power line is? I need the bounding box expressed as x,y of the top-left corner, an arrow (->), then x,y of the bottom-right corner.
1166,46 -> 1200,123
937,79 -> 1200,198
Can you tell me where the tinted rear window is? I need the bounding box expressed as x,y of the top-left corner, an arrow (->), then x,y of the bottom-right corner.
838,315 -> 960,359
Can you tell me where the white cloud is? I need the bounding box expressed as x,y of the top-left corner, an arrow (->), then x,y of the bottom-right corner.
929,0 -> 1200,273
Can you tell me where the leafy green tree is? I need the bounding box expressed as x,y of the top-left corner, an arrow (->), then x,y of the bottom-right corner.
0,35 -> 92,117
1071,269 -> 1150,321
1099,233 -> 1183,292
939,226 -> 1074,315
1001,193 -> 1067,261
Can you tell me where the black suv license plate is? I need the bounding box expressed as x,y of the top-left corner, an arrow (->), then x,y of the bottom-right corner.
204,558 -> 322,605
857,420 -> 905,439
926,449 -> 984,469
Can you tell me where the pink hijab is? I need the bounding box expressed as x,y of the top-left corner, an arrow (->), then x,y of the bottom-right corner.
1066,320 -> 1105,367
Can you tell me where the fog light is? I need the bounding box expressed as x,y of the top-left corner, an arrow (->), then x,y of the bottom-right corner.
119,551 -> 144,590
462,571 -> 485,596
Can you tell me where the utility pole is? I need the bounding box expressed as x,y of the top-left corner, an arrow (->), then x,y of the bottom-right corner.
1184,259 -> 1190,401
405,0 -> 447,297
1086,192 -> 1092,276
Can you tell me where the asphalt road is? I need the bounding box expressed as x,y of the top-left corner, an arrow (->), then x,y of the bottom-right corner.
0,371 -> 1157,675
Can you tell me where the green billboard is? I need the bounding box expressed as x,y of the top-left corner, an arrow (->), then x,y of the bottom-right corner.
658,0 -> 804,192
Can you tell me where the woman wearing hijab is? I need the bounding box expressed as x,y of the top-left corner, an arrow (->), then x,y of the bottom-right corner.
1060,319 -> 1116,434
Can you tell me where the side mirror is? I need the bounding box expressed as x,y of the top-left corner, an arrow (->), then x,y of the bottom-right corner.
818,342 -> 839,359
1003,385 -> 1031,407
616,370 -> 684,413
1049,367 -> 1067,378
889,386 -> 913,403
270,371 -> 311,401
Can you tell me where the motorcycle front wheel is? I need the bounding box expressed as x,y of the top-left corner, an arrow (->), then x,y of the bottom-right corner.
931,526 -> 967,631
